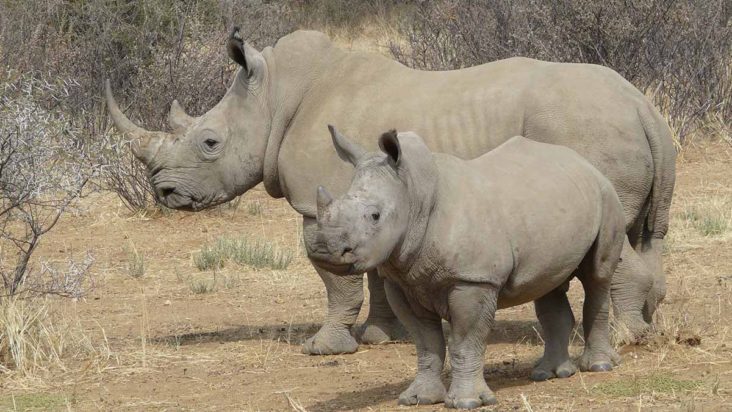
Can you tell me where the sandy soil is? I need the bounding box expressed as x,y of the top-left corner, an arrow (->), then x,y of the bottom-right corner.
0,141 -> 730,411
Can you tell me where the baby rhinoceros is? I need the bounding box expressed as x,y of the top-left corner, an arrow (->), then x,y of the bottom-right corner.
309,126 -> 625,409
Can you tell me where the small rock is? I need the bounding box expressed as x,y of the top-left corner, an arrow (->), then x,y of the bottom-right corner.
164,300 -> 171,306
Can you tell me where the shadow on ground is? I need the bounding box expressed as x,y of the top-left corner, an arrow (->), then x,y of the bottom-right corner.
151,319 -> 543,348
305,360 -> 536,411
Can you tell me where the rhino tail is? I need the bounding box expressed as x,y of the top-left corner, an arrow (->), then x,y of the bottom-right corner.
637,102 -> 677,240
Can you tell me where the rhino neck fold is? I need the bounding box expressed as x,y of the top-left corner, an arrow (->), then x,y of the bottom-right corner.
261,47 -> 286,199
260,32 -> 341,199
387,146 -> 440,273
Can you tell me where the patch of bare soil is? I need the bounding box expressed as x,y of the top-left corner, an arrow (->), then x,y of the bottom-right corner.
1,142 -> 731,411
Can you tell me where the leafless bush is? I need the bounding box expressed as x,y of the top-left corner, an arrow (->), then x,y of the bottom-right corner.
292,0 -> 419,31
0,0 -> 294,130
0,72 -> 96,298
97,134 -> 158,212
391,0 -> 731,142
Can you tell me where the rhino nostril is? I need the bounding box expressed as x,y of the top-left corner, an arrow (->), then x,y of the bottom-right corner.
160,187 -> 175,198
341,247 -> 353,256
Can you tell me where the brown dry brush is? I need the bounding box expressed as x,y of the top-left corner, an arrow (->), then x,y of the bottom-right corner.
390,0 -> 731,143
0,73 -> 96,299
0,0 -> 295,212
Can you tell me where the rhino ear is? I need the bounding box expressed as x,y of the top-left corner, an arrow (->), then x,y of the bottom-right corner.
378,129 -> 401,166
227,27 -> 263,78
316,186 -> 333,221
328,125 -> 366,166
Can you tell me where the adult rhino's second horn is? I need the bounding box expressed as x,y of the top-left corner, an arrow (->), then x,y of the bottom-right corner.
104,79 -> 168,164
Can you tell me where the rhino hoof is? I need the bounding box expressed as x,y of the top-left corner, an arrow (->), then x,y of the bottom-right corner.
589,362 -> 613,372
445,395 -> 497,409
301,326 -> 358,355
530,369 -> 554,382
531,359 -> 576,381
358,317 -> 409,344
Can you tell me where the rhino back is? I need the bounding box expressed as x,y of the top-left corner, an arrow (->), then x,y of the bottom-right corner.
276,51 -> 652,226
426,137 -> 608,307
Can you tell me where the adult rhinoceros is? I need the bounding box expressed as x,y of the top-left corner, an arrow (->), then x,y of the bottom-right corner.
105,28 -> 676,355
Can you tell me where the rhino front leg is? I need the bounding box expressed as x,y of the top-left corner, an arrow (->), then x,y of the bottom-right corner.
358,270 -> 409,344
445,282 -> 499,409
302,217 -> 361,355
384,280 -> 446,406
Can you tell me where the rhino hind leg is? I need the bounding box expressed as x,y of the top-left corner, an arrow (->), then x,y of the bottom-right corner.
611,238 -> 655,340
357,270 -> 410,345
577,217 -> 624,372
531,283 -> 577,381
301,263 -> 361,355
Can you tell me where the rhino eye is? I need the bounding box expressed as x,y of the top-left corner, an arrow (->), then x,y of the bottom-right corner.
204,138 -> 219,149
371,212 -> 380,221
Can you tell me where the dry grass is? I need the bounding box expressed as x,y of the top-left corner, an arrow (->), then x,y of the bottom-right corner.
0,297 -> 113,387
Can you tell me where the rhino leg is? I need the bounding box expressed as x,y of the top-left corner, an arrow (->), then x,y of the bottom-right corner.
578,219 -> 622,372
638,237 -> 666,323
579,276 -> 620,371
384,280 -> 446,406
445,282 -> 499,409
358,270 -> 409,344
531,283 -> 577,381
611,237 -> 654,339
301,217 -> 360,355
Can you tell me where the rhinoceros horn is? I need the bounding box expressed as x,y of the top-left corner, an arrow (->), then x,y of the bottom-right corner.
316,185 -> 333,221
105,79 -> 169,164
168,99 -> 194,132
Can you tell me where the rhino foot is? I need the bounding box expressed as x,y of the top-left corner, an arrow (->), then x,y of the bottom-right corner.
445,380 -> 497,409
301,325 -> 358,355
578,347 -> 621,372
358,316 -> 409,344
398,376 -> 446,405
530,358 -> 577,381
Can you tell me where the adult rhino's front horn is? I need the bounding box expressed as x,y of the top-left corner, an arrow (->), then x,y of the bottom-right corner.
104,79 -> 173,165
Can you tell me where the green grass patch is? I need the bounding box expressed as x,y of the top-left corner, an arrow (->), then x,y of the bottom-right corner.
126,246 -> 145,278
592,374 -> 701,397
681,202 -> 730,237
193,237 -> 293,271
189,277 -> 216,294
0,393 -> 70,410
696,215 -> 728,236
247,201 -> 263,216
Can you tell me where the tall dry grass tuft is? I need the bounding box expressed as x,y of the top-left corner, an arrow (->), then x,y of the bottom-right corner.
0,298 -> 112,379
0,298 -> 63,374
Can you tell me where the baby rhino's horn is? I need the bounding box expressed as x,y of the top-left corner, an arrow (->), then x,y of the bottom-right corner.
316,186 -> 333,219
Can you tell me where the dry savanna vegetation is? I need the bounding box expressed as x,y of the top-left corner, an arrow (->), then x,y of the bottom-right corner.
0,0 -> 730,410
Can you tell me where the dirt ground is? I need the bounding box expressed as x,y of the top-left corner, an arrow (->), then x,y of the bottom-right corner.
0,140 -> 730,411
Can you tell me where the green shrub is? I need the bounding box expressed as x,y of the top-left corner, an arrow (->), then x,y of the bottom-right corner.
194,237 -> 293,271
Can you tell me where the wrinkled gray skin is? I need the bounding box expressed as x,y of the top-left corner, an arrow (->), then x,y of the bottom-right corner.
105,28 -> 676,355
311,128 -> 626,408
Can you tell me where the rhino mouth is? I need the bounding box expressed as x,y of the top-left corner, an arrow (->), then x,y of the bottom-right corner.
307,252 -> 360,275
154,187 -> 227,212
